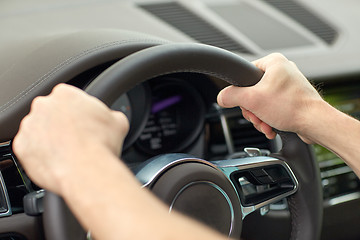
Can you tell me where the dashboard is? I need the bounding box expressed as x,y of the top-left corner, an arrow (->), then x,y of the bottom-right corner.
69,68 -> 273,168
0,0 -> 360,239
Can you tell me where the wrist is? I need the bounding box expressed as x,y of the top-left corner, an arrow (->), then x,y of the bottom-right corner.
57,146 -> 123,199
296,98 -> 332,144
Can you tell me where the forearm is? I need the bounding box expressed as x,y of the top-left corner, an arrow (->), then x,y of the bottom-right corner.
13,84 -> 227,240
302,100 -> 360,177
60,148 -> 226,240
218,53 -> 360,176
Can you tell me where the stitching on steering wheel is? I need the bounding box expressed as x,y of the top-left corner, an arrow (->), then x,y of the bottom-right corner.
288,195 -> 300,240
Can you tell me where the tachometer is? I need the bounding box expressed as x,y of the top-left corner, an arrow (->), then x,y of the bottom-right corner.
136,78 -> 205,155
111,83 -> 151,151
111,94 -> 132,122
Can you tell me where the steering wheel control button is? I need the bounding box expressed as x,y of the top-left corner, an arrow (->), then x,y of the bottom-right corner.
250,169 -> 268,177
256,175 -> 274,185
229,164 -> 297,207
265,167 -> 291,183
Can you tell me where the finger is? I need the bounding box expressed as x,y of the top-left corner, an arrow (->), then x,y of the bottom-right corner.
241,107 -> 276,139
253,122 -> 262,134
51,83 -> 84,96
244,109 -> 262,126
260,122 -> 277,139
252,53 -> 289,72
111,111 -> 130,136
217,85 -> 257,109
251,120 -> 276,140
240,107 -> 250,121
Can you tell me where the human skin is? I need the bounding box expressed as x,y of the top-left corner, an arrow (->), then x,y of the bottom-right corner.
13,84 -> 226,240
218,53 -> 360,177
13,53 -> 360,239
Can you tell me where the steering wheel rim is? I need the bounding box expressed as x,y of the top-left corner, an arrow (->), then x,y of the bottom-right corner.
44,43 -> 322,240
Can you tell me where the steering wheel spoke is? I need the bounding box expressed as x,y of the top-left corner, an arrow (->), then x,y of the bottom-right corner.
214,157 -> 298,218
40,39 -> 322,240
135,153 -> 298,236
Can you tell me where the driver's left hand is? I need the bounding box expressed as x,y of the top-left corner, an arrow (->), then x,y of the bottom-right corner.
13,83 -> 129,194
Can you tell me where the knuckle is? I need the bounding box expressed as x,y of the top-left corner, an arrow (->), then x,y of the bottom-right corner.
267,53 -> 291,68
12,136 -> 21,154
245,87 -> 263,109
288,60 -> 298,69
18,115 -> 30,129
52,83 -> 79,98
52,83 -> 69,93
268,52 -> 287,61
17,115 -> 33,139
115,112 -> 130,135
13,122 -> 28,157
31,96 -> 47,110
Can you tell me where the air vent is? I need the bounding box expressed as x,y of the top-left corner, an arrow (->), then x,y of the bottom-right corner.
207,107 -> 271,160
139,2 -> 253,54
262,0 -> 338,45
227,115 -> 271,152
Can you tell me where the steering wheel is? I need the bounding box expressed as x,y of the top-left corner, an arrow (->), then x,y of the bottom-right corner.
43,43 -> 322,240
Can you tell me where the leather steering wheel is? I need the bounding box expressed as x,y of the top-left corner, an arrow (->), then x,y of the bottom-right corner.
43,43 -> 322,240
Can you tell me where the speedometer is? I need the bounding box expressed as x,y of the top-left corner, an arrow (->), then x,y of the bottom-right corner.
136,78 -> 205,155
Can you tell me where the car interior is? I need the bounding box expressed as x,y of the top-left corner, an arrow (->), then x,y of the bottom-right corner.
0,0 -> 360,239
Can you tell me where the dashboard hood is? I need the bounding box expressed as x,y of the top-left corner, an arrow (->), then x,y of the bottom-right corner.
0,0 -> 359,79
0,0 -> 359,141
0,29 -> 170,141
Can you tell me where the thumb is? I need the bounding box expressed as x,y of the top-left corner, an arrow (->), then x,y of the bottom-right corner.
111,110 -> 130,137
217,85 -> 256,109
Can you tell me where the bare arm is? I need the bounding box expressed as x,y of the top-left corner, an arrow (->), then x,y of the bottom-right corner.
13,84 -> 226,240
217,53 -> 360,177
301,100 -> 360,177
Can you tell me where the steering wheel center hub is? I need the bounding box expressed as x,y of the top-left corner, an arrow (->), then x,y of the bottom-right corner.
150,162 -> 241,236
170,181 -> 234,235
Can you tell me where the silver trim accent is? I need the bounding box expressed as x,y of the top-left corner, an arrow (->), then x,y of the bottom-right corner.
169,181 -> 235,237
0,141 -> 11,147
0,171 -> 12,217
0,141 -> 13,217
135,154 -> 207,187
0,141 -> 11,162
213,104 -> 235,155
136,154 -> 298,220
215,157 -> 298,218
244,147 -> 262,157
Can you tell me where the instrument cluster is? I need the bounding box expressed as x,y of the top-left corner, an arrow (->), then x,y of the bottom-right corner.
114,74 -> 216,165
